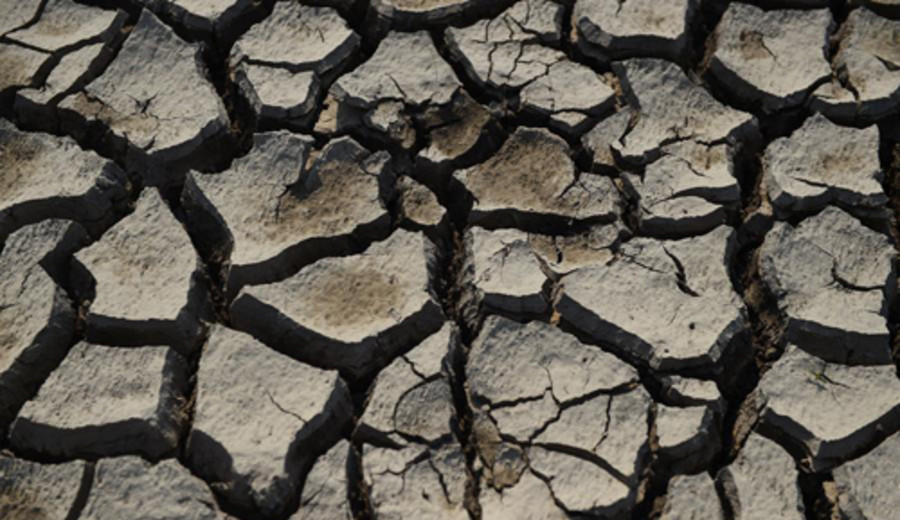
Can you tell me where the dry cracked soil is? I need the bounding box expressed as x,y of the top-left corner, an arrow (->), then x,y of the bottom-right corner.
1,0 -> 899,519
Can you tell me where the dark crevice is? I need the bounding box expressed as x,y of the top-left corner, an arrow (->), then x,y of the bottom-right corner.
0,36 -> 52,54
663,247 -> 702,297
879,116 -> 900,377
710,108 -> 796,484
360,0 -> 521,36
713,469 -> 738,520
173,329 -> 208,471
164,174 -> 232,322
450,378 -> 483,520
444,267 -> 483,520
692,0 -> 729,74
860,0 -> 900,19
823,1 -> 859,110
418,123 -> 484,518
799,470 -> 840,520
347,439 -> 375,520
65,460 -> 95,520
629,403 -> 664,520
191,2 -> 276,166
617,171 -> 643,236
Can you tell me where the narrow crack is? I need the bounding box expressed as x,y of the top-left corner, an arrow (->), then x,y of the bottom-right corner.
663,247 -> 701,298
264,389 -> 309,425
532,443 -> 631,485
830,262 -> 881,292
591,395 -> 615,453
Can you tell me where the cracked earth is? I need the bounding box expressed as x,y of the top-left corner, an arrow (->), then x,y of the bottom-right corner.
0,0 -> 899,519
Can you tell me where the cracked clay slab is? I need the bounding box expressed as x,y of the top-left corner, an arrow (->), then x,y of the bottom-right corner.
0,120 -> 127,239
358,323 -> 456,445
558,225 -> 748,372
58,10 -> 229,179
76,188 -> 205,354
466,316 -> 650,517
455,127 -> 621,231
660,472 -> 724,520
363,440 -> 469,519
230,3 -> 358,65
0,456 -> 88,519
586,58 -> 755,168
518,59 -> 616,134
329,30 -> 462,145
446,0 -> 615,132
4,0 -> 126,54
573,0 -> 698,63
333,30 -> 460,109
706,3 -> 833,113
291,439 -> 353,520
467,316 -> 639,414
183,133 -> 392,294
9,342 -> 188,461
660,473 -> 725,520
445,0 -> 565,90
81,456 -> 225,520
758,206 -> 896,364
834,431 -> 900,520
463,227 -> 551,317
656,403 -> 721,474
763,112 -> 887,219
757,345 -> 900,471
621,141 -> 741,238
415,89 -> 498,177
370,0 -> 494,27
471,385 -> 652,519
187,325 -> 351,517
231,229 -> 444,376
396,176 -> 447,231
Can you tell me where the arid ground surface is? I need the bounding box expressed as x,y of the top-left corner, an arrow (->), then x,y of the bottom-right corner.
1,0 -> 899,519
